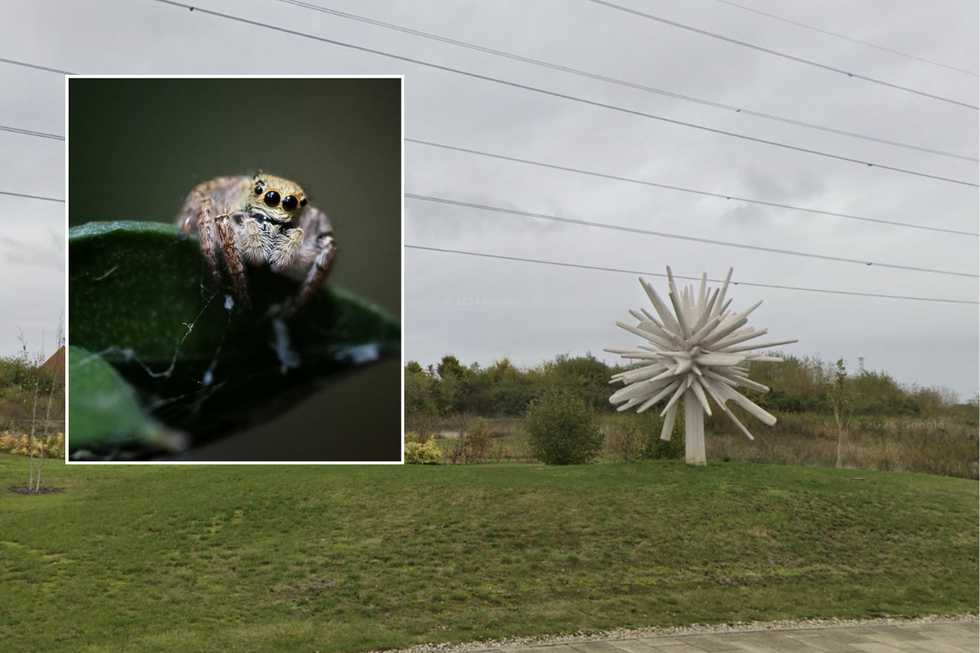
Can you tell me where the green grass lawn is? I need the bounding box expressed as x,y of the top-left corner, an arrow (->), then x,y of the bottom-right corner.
1,454 -> 976,653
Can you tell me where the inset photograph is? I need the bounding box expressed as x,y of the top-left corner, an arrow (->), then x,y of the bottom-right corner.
67,76 -> 402,462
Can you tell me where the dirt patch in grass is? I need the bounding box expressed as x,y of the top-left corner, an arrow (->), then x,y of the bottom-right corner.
7,486 -> 65,495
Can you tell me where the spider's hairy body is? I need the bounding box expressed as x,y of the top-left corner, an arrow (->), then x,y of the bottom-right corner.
177,174 -> 336,317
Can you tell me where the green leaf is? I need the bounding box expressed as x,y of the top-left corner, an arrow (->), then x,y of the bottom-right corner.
68,221 -> 400,454
67,345 -> 180,455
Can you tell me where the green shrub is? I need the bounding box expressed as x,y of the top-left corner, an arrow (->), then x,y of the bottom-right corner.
608,421 -> 647,462
404,434 -> 442,464
609,413 -> 685,461
524,389 -> 603,465
464,417 -> 493,462
644,410 -> 685,460
646,431 -> 685,460
405,425 -> 435,445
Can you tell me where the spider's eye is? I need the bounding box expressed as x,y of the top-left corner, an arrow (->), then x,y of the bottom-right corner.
254,185 -> 263,195
282,195 -> 299,211
299,198 -> 308,207
264,190 -> 281,207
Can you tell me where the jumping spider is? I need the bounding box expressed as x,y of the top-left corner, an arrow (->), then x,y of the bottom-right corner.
177,174 -> 336,317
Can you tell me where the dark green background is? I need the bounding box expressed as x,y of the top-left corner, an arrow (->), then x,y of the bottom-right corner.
68,77 -> 402,461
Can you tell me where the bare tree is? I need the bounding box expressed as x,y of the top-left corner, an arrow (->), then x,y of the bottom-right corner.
17,328 -> 41,491
18,314 -> 64,492
826,358 -> 852,469
31,314 -> 64,491
29,374 -> 41,489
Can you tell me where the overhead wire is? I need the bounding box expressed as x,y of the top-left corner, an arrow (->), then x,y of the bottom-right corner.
0,190 -> 65,203
0,56 -> 75,76
408,139 -> 978,237
406,245 -> 979,306
271,0 -> 977,162
583,0 -> 979,110
148,0 -> 978,188
708,0 -> 979,77
0,124 -> 64,141
406,193 -> 979,279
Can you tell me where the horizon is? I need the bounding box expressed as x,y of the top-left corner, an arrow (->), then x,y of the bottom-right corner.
406,346 -> 976,404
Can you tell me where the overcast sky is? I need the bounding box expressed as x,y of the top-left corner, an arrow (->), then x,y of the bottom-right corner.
3,0 -> 978,398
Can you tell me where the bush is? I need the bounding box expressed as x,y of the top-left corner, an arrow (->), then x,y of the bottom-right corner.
608,421 -> 647,462
609,414 -> 685,461
464,417 -> 493,461
444,418 -> 496,465
0,431 -> 65,458
404,434 -> 443,464
405,425 -> 433,445
524,389 -> 604,465
644,411 -> 685,460
0,431 -> 19,454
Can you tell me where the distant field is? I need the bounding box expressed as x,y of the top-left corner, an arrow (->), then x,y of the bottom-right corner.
410,413 -> 980,478
1,454 -> 976,653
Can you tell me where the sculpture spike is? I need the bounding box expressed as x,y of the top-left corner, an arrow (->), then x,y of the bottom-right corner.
711,268 -> 734,319
692,287 -> 719,333
641,279 -> 681,335
712,328 -> 770,351
660,381 -> 688,417
660,402 -> 679,441
640,308 -> 664,329
696,273 -> 707,314
721,338 -> 799,353
668,287 -> 693,339
636,379 -> 682,413
689,379 -> 712,416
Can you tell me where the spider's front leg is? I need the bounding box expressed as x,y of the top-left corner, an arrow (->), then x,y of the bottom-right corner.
214,211 -> 250,307
270,227 -> 305,273
283,230 -> 337,319
238,215 -> 267,265
177,188 -> 204,239
185,195 -> 224,289
177,178 -> 246,300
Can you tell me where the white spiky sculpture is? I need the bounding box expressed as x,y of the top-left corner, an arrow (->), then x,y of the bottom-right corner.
606,267 -> 797,465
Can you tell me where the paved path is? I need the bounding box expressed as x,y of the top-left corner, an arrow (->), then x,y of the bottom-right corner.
487,621 -> 978,653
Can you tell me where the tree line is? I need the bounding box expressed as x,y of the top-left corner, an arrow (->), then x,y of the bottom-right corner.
406,352 -> 975,420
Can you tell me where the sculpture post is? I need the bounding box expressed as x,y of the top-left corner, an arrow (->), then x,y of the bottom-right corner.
684,388 -> 706,465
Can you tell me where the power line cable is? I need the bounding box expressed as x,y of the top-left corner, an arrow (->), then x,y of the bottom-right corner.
408,138 -> 979,237
584,0 -> 979,110
10,4 -> 973,161
0,56 -> 74,75
149,0 -> 978,188
0,124 -> 64,141
407,244 -> 979,305
271,0 -> 976,162
0,190 -> 65,203
406,193 -> 979,279
709,0 -> 979,77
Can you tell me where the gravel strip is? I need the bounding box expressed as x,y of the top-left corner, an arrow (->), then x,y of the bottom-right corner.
368,614 -> 978,653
